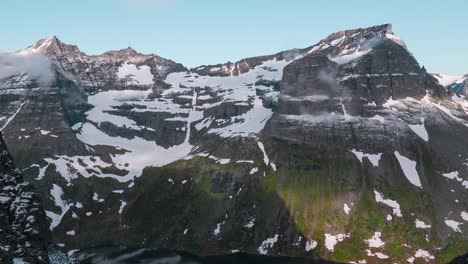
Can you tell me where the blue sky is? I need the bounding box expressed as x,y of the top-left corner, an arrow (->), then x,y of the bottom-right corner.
1,0 -> 467,75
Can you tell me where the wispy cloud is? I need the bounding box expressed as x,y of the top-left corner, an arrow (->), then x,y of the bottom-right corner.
0,52 -> 54,85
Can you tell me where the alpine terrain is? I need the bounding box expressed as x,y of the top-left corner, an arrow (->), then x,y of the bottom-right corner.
0,24 -> 466,263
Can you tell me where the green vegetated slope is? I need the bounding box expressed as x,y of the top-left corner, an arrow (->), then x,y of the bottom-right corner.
54,137 -> 466,263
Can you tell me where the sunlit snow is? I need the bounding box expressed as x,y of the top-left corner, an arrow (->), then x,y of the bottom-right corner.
117,62 -> 154,85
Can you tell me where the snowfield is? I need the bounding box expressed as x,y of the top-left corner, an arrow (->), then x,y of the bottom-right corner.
117,62 -> 154,85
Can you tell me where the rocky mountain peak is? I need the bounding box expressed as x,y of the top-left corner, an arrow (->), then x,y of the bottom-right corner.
19,36 -> 82,58
323,23 -> 393,42
100,47 -> 143,60
306,23 -> 407,61
24,36 -> 59,52
12,36 -> 187,90
22,37 -> 148,64
192,24 -> 406,77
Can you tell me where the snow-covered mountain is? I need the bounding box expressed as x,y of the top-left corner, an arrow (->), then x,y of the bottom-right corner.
0,24 -> 467,264
431,73 -> 468,96
431,73 -> 465,86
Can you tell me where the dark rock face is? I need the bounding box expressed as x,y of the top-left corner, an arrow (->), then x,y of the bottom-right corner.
338,40 -> 445,104
0,134 -> 50,263
269,38 -> 446,148
2,86 -> 90,169
278,55 -> 340,116
278,39 -> 445,118
97,110 -> 187,148
203,101 -> 251,119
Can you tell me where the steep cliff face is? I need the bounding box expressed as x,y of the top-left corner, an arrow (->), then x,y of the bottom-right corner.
262,35 -> 468,262
0,134 -> 51,263
0,24 -> 466,263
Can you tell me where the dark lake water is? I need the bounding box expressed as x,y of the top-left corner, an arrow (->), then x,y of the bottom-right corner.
74,247 -> 339,264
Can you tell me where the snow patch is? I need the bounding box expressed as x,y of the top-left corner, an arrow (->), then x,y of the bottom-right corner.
344,203 -> 351,215
118,200 -> 127,214
350,149 -> 382,167
257,141 -> 270,166
415,219 -> 431,229
442,171 -> 468,189
305,240 -> 318,252
366,249 -> 389,259
213,222 -> 225,236
0,100 -> 29,132
324,233 -> 349,252
117,62 -> 154,85
364,232 -> 385,248
331,49 -> 371,64
244,218 -> 255,229
257,234 -> 279,255
407,249 -> 435,263
374,190 -> 402,217
249,167 -> 259,175
45,184 -> 71,230
461,212 -> 468,222
408,118 -> 429,141
444,219 -> 462,232
394,151 -> 422,188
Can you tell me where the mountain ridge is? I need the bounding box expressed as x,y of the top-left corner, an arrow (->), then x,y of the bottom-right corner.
19,24 -> 406,78
0,23 -> 466,263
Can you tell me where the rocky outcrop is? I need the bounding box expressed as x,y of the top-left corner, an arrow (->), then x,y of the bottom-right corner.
0,134 -> 50,263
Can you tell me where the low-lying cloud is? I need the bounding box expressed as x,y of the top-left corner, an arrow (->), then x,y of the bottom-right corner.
0,52 -> 54,85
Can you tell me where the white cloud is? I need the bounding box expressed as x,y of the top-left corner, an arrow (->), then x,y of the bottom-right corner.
0,52 -> 54,85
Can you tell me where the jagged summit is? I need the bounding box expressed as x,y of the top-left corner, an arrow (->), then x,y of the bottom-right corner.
23,24 -> 403,77
191,23 -> 407,76
98,46 -> 153,62
322,23 -> 393,41
329,24 -> 393,37
19,35 -> 82,57
12,35 -> 186,89
22,37 -> 157,62
102,47 -> 139,56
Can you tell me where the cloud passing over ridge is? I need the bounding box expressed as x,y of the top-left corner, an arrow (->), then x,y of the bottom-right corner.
0,52 -> 54,85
